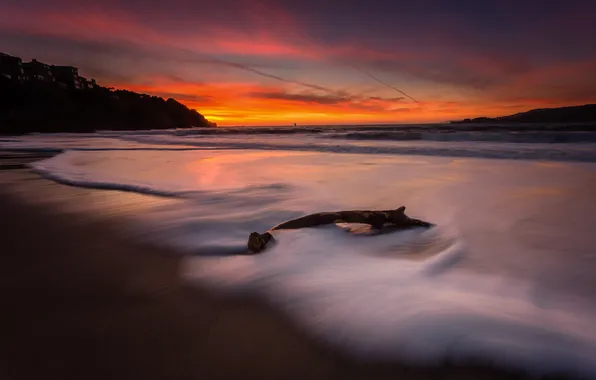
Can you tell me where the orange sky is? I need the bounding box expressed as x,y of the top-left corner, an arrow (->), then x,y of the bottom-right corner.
1,0 -> 595,126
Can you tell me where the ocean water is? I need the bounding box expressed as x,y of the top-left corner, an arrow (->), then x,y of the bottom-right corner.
2,125 -> 596,377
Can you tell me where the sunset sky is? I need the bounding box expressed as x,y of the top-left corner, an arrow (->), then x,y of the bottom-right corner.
1,0 -> 595,126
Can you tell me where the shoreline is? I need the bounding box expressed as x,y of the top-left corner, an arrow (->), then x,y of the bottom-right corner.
0,160 -> 349,379
0,153 -> 574,379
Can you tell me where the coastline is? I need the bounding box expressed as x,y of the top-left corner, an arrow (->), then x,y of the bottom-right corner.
0,153 -> 568,379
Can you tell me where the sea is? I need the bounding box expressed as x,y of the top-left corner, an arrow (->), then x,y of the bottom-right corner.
2,123 -> 596,377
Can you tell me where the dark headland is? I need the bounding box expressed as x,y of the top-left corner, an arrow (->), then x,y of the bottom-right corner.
451,104 -> 596,124
0,52 -> 215,134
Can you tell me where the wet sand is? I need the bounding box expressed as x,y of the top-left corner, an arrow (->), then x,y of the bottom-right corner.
0,152 -> 564,380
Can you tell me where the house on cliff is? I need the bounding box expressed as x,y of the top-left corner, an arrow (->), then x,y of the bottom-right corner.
0,53 -> 25,81
23,59 -> 55,83
51,65 -> 82,89
80,78 -> 97,90
1,52 -> 97,90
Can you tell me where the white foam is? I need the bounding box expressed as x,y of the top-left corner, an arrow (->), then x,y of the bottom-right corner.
31,151 -> 194,196
182,226 -> 596,378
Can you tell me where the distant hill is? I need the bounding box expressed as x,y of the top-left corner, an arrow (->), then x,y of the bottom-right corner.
452,104 -> 596,124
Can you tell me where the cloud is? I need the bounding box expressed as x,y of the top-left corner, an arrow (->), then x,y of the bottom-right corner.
248,91 -> 351,105
247,90 -> 408,112
353,66 -> 418,102
195,54 -> 338,93
489,59 -> 596,104
368,96 -> 404,102
2,0 -> 595,125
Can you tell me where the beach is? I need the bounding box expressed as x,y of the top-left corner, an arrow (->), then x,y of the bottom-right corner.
0,154 -> 548,380
0,156 -> 345,379
2,125 -> 596,380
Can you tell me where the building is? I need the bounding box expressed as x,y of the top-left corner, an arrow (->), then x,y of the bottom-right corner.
0,52 -> 25,80
23,59 -> 54,82
2,53 -> 98,90
51,65 -> 82,89
79,77 -> 97,90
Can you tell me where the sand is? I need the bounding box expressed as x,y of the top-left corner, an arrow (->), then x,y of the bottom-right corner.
0,153 -> 558,379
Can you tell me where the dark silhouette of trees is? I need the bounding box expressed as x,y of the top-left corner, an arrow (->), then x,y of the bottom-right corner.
0,78 -> 214,134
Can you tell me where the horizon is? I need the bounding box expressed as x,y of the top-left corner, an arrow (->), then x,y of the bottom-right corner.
2,0 -> 595,126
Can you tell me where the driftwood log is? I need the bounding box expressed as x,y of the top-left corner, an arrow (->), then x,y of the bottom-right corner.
247,206 -> 432,253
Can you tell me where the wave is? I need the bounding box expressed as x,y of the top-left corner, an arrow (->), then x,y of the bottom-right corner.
32,166 -> 195,198
30,151 -> 296,201
326,130 -> 596,143
119,134 -> 596,163
31,164 -> 291,200
181,226 -> 596,378
5,127 -> 596,162
96,123 -> 596,142
0,136 -> 209,153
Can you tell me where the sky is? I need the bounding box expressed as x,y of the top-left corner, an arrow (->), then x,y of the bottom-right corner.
1,0 -> 595,126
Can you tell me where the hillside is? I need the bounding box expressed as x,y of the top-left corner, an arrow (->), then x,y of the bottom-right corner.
452,104 -> 596,124
0,77 -> 214,134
